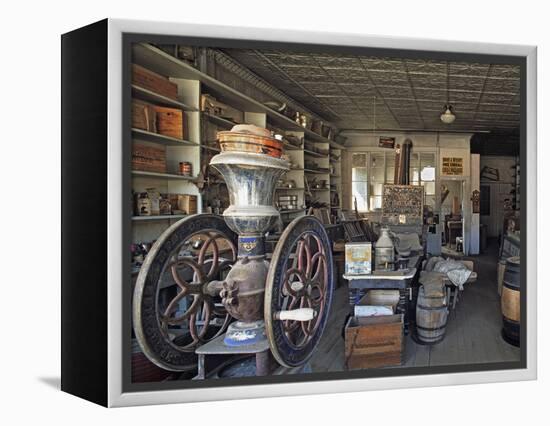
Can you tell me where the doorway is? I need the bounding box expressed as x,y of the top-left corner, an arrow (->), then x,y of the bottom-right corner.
440,179 -> 466,254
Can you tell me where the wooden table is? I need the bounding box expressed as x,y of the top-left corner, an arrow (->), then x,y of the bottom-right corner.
344,255 -> 422,334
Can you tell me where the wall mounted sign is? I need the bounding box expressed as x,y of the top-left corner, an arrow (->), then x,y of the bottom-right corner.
442,157 -> 464,175
379,136 -> 395,149
381,184 -> 424,226
481,165 -> 500,181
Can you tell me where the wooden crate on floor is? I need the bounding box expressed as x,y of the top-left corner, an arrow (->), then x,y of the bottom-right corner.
345,314 -> 403,369
132,63 -> 178,100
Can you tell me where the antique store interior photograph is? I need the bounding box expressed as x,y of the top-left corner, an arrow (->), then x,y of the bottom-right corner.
128,40 -> 522,383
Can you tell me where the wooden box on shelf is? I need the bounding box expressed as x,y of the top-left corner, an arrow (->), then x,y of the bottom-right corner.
132,63 -> 178,100
177,194 -> 197,215
154,106 -> 185,139
344,314 -> 404,369
132,143 -> 166,173
132,99 -> 157,132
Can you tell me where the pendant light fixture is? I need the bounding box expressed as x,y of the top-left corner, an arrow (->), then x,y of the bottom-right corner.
440,62 -> 456,124
440,104 -> 456,124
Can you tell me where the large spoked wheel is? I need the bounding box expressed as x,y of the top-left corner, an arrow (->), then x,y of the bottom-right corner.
133,214 -> 237,371
265,215 -> 334,368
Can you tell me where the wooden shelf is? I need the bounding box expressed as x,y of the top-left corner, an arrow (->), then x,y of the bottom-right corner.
132,214 -> 187,221
203,112 -> 235,128
132,128 -> 198,146
304,132 -> 345,149
132,170 -> 196,181
304,168 -> 330,174
132,84 -> 197,111
283,141 -> 302,151
200,144 -> 221,152
310,188 -> 330,191
279,209 -> 306,214
276,187 -> 305,191
304,149 -> 327,158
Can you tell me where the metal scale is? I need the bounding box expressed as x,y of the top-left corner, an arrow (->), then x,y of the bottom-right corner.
133,125 -> 334,379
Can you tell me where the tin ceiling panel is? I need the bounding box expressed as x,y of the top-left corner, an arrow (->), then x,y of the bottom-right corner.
221,48 -> 520,132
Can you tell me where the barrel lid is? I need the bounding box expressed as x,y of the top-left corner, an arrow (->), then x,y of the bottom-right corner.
507,256 -> 520,265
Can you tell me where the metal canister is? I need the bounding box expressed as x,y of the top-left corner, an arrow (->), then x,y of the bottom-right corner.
179,162 -> 192,176
375,227 -> 395,271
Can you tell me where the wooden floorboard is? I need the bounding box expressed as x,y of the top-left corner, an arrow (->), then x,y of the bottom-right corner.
310,239 -> 520,373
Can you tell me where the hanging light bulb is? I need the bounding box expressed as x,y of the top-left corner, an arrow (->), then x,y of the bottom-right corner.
440,104 -> 456,124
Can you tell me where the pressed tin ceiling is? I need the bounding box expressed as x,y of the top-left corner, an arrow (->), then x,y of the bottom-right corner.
221,48 -> 520,132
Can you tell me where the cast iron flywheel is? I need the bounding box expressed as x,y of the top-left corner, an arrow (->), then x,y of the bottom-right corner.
133,214 -> 238,372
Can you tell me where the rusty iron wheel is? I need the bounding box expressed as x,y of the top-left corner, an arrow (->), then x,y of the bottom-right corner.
133,214 -> 237,372
265,215 -> 334,368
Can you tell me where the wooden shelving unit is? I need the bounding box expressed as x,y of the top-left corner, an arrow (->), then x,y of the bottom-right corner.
133,43 -> 345,148
130,42 -> 347,244
330,148 -> 343,211
131,68 -> 202,244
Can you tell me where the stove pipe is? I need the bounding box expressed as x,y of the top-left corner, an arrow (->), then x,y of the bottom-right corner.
398,138 -> 413,185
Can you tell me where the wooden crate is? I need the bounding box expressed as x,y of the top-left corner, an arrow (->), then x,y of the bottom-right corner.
345,314 -> 403,369
132,99 -> 156,132
132,64 -> 178,100
132,143 -> 166,173
154,106 -> 184,140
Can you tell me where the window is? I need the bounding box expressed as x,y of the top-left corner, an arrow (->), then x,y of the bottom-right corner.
419,153 -> 436,210
351,154 -> 368,211
352,151 -> 437,212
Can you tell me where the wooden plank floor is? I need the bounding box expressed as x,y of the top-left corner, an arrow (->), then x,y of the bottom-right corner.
310,240 -> 520,372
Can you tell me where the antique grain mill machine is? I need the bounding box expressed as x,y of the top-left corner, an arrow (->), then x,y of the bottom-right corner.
133,125 -> 334,378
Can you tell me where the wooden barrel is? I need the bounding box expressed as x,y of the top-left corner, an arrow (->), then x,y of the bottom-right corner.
497,258 -> 506,295
416,286 -> 448,344
501,256 -> 520,346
